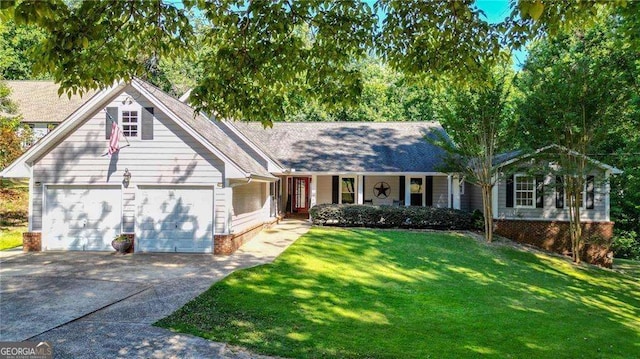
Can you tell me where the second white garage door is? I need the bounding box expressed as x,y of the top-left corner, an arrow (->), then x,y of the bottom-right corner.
137,186 -> 214,253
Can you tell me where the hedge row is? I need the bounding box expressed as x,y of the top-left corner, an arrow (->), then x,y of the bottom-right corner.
309,204 -> 475,230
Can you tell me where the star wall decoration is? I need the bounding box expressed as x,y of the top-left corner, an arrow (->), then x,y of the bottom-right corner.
374,182 -> 391,198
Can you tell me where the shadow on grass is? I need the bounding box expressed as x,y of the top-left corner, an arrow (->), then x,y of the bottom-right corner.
157,228 -> 640,359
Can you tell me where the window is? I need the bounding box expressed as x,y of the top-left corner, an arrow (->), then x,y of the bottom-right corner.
515,175 -> 535,208
121,110 -> 138,137
341,177 -> 355,204
410,177 -> 423,206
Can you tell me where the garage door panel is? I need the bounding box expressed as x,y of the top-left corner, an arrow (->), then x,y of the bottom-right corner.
44,186 -> 121,251
137,187 -> 213,253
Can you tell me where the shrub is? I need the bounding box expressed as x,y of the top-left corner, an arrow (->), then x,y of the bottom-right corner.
612,230 -> 640,260
309,204 -> 474,230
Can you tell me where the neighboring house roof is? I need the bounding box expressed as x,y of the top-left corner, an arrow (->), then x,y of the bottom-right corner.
496,144 -> 623,174
135,80 -> 274,179
6,81 -> 98,123
232,121 -> 450,173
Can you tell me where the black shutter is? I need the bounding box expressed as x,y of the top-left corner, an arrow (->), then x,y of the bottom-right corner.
332,176 -> 339,204
425,176 -> 433,206
506,174 -> 514,208
586,175 -> 595,209
555,176 -> 564,209
536,175 -> 544,208
141,107 -> 154,140
362,176 -> 366,202
399,176 -> 405,204
105,107 -> 118,139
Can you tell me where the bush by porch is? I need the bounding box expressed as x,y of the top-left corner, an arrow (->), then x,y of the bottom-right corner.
309,203 -> 475,230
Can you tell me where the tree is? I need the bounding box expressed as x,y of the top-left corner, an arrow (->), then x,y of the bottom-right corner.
284,59 -> 436,122
432,66 -> 515,242
0,0 -> 566,125
0,81 -> 31,170
515,17 -> 637,263
0,20 -> 47,79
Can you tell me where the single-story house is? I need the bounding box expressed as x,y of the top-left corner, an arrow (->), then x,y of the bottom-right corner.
6,81 -> 97,144
1,78 -> 620,260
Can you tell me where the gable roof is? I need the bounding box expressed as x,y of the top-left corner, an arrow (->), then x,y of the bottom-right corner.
6,81 -> 98,123
232,121 -> 449,173
133,80 -> 274,179
496,144 -> 623,174
1,79 -> 274,180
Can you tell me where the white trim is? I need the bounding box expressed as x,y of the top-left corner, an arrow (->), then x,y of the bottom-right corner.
447,174 -> 452,208
220,120 -> 286,172
492,175 -> 499,219
274,171 -> 448,176
339,175 -> 357,204
1,82 -> 126,178
452,175 -> 461,210
409,176 -> 425,206
498,144 -> 623,175
514,174 -> 536,209
130,80 -> 252,180
310,174 -> 318,208
120,104 -> 141,138
356,175 -> 364,205
27,170 -> 34,232
604,171 -> 611,221
404,176 -> 411,207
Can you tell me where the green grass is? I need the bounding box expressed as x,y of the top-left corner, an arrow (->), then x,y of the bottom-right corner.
157,228 -> 640,359
0,178 -> 28,250
615,259 -> 640,279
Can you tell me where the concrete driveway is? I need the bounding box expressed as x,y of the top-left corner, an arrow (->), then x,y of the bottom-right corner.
0,219 -> 310,358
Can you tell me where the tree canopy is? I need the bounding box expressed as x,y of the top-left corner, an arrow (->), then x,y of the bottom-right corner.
3,0 -> 635,125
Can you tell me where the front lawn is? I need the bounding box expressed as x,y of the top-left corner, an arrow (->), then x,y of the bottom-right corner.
157,228 -> 640,359
0,178 -> 28,250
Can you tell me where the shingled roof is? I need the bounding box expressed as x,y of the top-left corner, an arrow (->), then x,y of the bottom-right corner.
134,79 -> 274,179
231,121 -> 449,173
6,81 -> 98,123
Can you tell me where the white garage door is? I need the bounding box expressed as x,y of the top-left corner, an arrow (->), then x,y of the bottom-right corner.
137,187 -> 213,253
44,185 -> 122,251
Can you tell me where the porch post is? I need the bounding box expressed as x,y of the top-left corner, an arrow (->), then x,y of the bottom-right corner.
310,175 -> 318,209
404,176 -> 411,207
357,175 -> 364,204
604,170 -> 611,222
447,174 -> 452,208
492,175 -> 499,219
452,175 -> 461,210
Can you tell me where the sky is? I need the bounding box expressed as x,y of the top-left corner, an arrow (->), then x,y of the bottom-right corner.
475,0 -> 528,68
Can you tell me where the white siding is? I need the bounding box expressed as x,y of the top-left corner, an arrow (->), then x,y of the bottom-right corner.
364,176 -> 401,203
316,175 -> 333,205
432,176 -> 448,208
31,86 -> 225,231
232,181 -> 270,232
495,171 -> 608,221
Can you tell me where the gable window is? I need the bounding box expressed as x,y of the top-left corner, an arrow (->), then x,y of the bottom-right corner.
515,175 -> 535,208
341,177 -> 356,204
121,110 -> 138,137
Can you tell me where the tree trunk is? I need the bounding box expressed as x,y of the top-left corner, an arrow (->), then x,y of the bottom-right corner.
567,177 -> 583,264
481,184 -> 493,243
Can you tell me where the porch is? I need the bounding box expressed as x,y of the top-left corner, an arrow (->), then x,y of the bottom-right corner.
279,174 -> 462,215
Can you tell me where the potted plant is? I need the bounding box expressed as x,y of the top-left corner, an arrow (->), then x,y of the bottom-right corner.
111,234 -> 132,253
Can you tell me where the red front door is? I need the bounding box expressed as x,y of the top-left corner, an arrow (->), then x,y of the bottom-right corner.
293,177 -> 310,213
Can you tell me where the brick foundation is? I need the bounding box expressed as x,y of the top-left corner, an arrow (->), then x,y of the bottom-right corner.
22,232 -> 42,252
494,219 -> 614,268
214,219 -> 278,255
